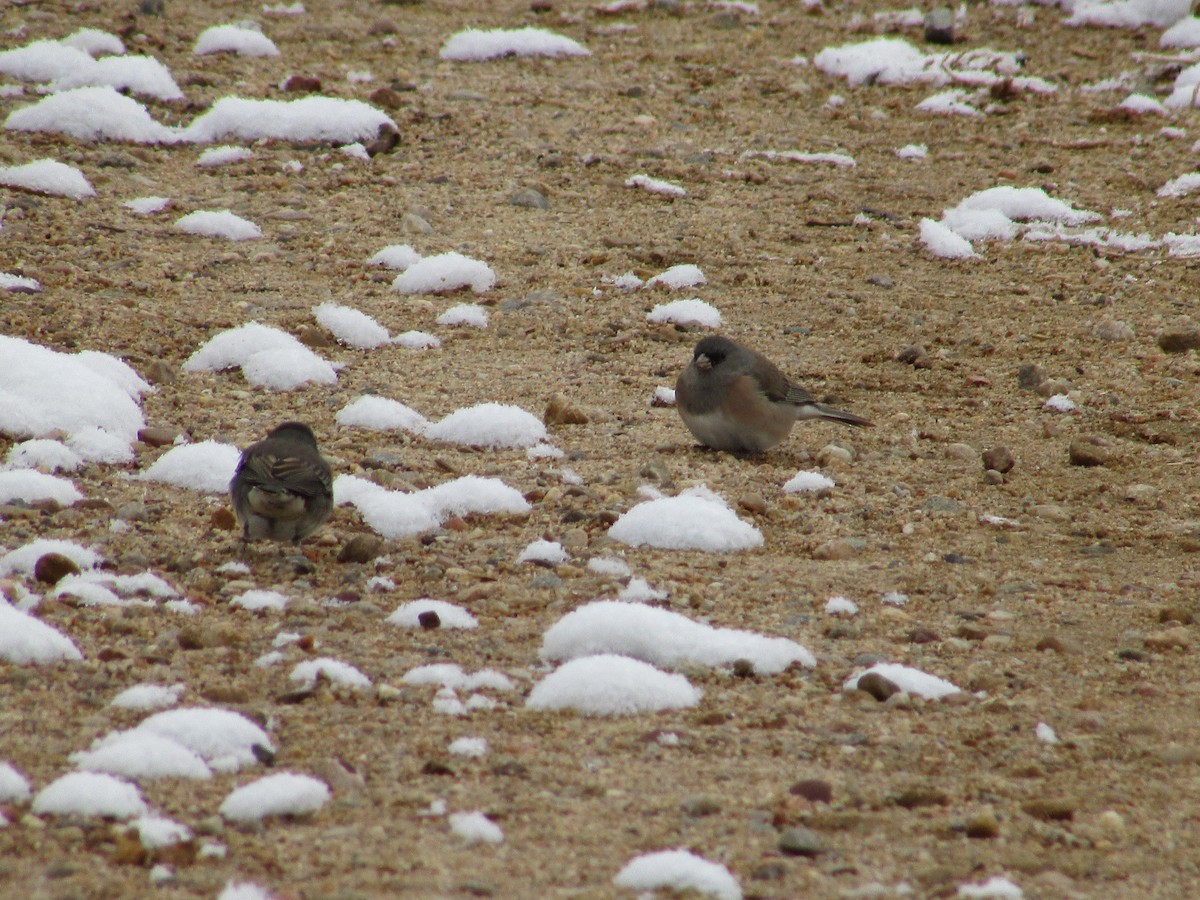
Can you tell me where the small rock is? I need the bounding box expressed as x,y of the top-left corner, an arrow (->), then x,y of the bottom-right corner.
866,275 -> 894,289
338,534 -> 384,564
857,671 -> 901,701
282,75 -> 322,93
981,446 -> 1014,474
816,444 -> 853,467
369,86 -> 406,110
778,825 -> 822,857
1097,810 -> 1125,835
298,325 -> 334,349
211,507 -> 237,531
681,795 -> 721,816
367,18 -> 399,35
365,122 -> 401,157
965,808 -> 1000,839
1022,797 -> 1076,821
1032,503 -> 1069,521
1145,626 -> 1190,651
908,626 -> 939,644
33,553 -> 80,585
983,469 -> 1006,485
896,344 -> 927,366
789,779 -> 833,803
1016,363 -> 1045,390
1068,438 -> 1110,468
418,611 -> 441,629
138,425 -> 182,447
145,359 -> 176,384
945,442 -> 976,463
731,658 -> 755,678
1094,319 -> 1134,341
1035,635 -> 1074,654
1158,329 -> 1200,353
1158,605 -> 1194,625
738,493 -> 768,516
311,758 -> 366,795
544,394 -> 589,425
402,212 -> 432,235
924,6 -> 955,43
893,785 -> 949,809
509,188 -> 549,210
812,538 -> 858,561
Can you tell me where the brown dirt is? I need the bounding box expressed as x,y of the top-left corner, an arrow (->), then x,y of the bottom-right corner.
2,1 -> 1200,897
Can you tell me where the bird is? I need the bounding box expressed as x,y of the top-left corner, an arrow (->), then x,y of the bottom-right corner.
675,335 -> 872,454
229,422 -> 334,545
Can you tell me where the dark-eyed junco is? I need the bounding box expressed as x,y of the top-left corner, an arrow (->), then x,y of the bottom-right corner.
675,335 -> 872,453
229,422 -> 334,544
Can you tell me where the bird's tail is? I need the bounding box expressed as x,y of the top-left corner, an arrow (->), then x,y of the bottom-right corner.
798,403 -> 873,427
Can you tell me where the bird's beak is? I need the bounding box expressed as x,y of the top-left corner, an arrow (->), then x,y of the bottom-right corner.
695,354 -> 712,372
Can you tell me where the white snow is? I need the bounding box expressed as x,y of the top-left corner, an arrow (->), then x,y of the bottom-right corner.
220,772 -> 330,822
368,244 -> 422,270
1162,15 -> 1200,46
0,763 -> 31,802
613,849 -> 742,900
527,654 -> 702,715
825,595 -> 858,615
124,196 -> 170,214
1044,394 -> 1077,412
626,173 -> 687,197
62,28 -> 126,56
436,303 -> 490,327
652,386 -> 677,406
897,143 -> 928,159
1066,0 -> 1188,28
70,730 -> 213,781
392,330 -> 442,349
175,209 -> 262,241
133,707 -> 275,773
617,576 -> 667,603
33,772 -> 147,819
313,302 -> 390,349
1118,93 -> 1166,115
645,263 -> 706,289
181,96 -> 396,144
290,657 -> 372,691
51,55 -> 183,101
0,272 -> 41,292
540,600 -> 816,673
183,322 -> 337,390
608,487 -> 763,552
1035,722 -> 1059,744
137,441 -> 240,492
0,539 -> 100,576
424,403 -> 548,449
0,336 -> 147,458
917,89 -> 982,117
0,470 -> 83,506
402,664 -> 514,692
5,86 -> 179,143
194,24 -> 280,57
845,662 -> 962,700
588,556 -> 632,579
133,815 -> 192,849
440,27 -> 590,61
448,737 -> 488,757
1158,172 -> 1200,198
0,159 -> 94,199
742,149 -> 856,167
393,252 -> 495,294
920,217 -> 980,259
646,299 -> 721,328
111,684 -> 185,710
0,600 -> 84,664
882,590 -> 910,606
232,590 -> 290,612
197,145 -> 253,167
336,396 -> 429,434
783,470 -> 835,493
957,875 -> 1023,898
449,810 -> 504,844
0,39 -> 97,83
219,883 -> 273,900
517,540 -> 568,565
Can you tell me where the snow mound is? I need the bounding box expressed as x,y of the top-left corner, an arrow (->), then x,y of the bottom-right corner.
526,654 -> 702,715
440,27 -> 590,61
137,441 -> 241,493
608,487 -> 763,552
424,403 -> 548,449
614,849 -> 742,900
219,772 -> 330,822
33,772 -> 147,819
0,159 -> 94,199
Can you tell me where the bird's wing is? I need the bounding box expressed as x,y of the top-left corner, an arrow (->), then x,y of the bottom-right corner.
751,352 -> 807,404
239,447 -> 332,498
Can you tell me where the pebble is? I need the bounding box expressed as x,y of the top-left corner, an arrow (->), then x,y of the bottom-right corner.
1032,503 -> 1069,522
924,6 -> 955,43
857,671 -> 901,701
1094,319 -> 1134,341
544,394 -> 589,425
1144,626 -> 1190,650
1035,635 -> 1075,654
418,611 -> 441,629
896,344 -> 928,366
1097,810 -> 1125,835
1016,363 -> 1045,389
816,444 -> 853,467
681,795 -> 721,816
1157,329 -> 1200,353
737,492 -> 768,516
983,469 -> 1006,485
1037,377 -> 1073,398
509,188 -> 550,209
282,75 -> 322,93
731,659 -> 755,678
338,533 -> 383,564
529,573 -> 563,590
401,212 -> 432,235
778,825 -> 822,856
908,626 -> 939,644
1068,437 -> 1110,467
892,785 -> 949,808
965,807 -> 1000,839
789,779 -> 833,803
138,425 -> 182,447
1022,797 -> 1076,821
33,553 -> 80,585
945,443 -> 976,463
812,538 -> 859,561
981,446 -> 1014,474
866,275 -> 894,288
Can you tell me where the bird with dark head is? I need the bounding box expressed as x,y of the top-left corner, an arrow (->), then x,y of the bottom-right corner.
675,335 -> 872,454
229,422 -> 334,545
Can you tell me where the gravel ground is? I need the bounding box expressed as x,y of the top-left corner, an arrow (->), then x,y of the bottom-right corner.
3,1 -> 1200,897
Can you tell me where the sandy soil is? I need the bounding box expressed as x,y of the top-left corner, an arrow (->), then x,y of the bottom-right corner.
3,1 -> 1200,897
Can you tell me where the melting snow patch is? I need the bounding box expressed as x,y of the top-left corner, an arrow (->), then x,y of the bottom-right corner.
0,600 -> 84,664
124,196 -> 170,214
368,244 -> 422,270
132,707 -> 275,773
219,773 -> 330,822
194,24 -> 280,57
448,737 -> 488,757
0,763 -> 31,802
645,263 -> 706,289
4,85 -> 179,143
196,145 -> 253,167
527,654 -> 702,715
137,441 -> 240,492
70,730 -> 213,780
403,664 -> 514,692
183,322 -> 336,390
182,96 -> 395,144
646,298 -> 721,327
231,590 -> 290,612
957,875 -> 1023,898
175,209 -> 262,241
517,540 -> 568,565
0,158 -> 94,199
825,596 -> 858,615
0,471 -> 82,506
845,663 -> 961,700
608,487 -> 763,552
440,27 -> 590,61
1066,0 -> 1188,28
393,252 -> 495,294
111,684 -> 185,710
742,149 -> 855,167
1044,394 -> 1077,413
33,772 -> 147,819
336,396 -> 429,434
290,657 -> 372,691
625,173 -> 686,197
783,470 -> 835,493
1036,722 -> 1059,744
436,303 -> 489,327
613,849 -> 742,900
392,330 -> 441,349
449,810 -> 504,843
540,600 -> 815,673
424,403 -> 547,449
313,302 -> 390,349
